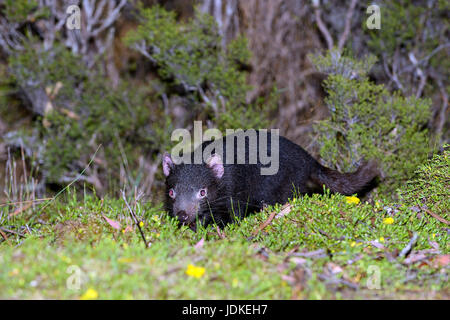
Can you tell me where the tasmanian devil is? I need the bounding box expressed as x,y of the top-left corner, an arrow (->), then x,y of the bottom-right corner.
163,130 -> 377,230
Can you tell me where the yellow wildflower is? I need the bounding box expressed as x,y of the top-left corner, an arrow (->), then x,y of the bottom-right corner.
353,273 -> 362,282
383,217 -> 394,225
350,241 -> 357,247
118,257 -> 134,263
139,221 -> 144,228
80,288 -> 98,300
9,268 -> 19,276
185,264 -> 205,278
60,255 -> 71,264
346,196 -> 360,205
379,237 -> 385,242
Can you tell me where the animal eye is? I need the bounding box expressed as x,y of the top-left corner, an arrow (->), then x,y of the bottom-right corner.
199,189 -> 207,198
168,188 -> 176,198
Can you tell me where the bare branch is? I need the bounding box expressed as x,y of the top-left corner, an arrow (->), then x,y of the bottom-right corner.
338,0 -> 358,50
121,189 -> 149,248
313,3 -> 334,50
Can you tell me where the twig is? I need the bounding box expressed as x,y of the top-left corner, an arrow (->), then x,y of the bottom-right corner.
0,227 -> 25,238
121,189 -> 149,248
391,49 -> 405,92
400,43 -> 450,74
338,0 -> 358,50
274,203 -> 292,219
290,249 -> 327,259
422,208 -> 449,225
430,74 -> 449,137
398,233 -> 419,259
313,2 -> 334,50
8,202 -> 33,217
216,225 -> 226,239
0,198 -> 53,208
252,211 -> 277,236
317,273 -> 359,290
0,228 -> 11,246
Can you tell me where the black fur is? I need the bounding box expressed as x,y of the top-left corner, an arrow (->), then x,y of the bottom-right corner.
164,131 -> 378,230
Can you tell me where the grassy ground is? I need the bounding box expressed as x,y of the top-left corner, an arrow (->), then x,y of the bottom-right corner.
0,152 -> 448,299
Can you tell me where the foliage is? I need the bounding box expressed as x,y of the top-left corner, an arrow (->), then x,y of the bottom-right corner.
366,0 -> 449,64
364,0 -> 449,141
310,49 -> 432,194
3,0 -> 49,23
125,5 -> 274,131
399,145 -> 449,219
6,40 -> 169,193
1,3 -> 274,196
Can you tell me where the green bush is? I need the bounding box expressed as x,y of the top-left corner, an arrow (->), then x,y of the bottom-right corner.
2,3 -> 272,196
310,49 -> 433,194
125,5 -> 275,131
6,40 -> 170,193
3,0 -> 49,23
399,145 -> 449,218
366,0 -> 449,66
364,0 -> 450,141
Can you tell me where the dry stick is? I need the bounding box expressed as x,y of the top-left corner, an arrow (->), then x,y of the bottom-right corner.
252,211 -> 277,236
251,202 -> 292,236
398,233 -> 419,259
121,190 -> 149,248
0,227 -> 25,238
0,228 -> 11,246
0,198 -> 53,208
314,6 -> 334,50
423,208 -> 450,225
337,0 -> 358,50
216,225 -> 226,239
432,73 -> 449,136
275,203 -> 292,219
317,273 -> 359,290
8,202 -> 33,217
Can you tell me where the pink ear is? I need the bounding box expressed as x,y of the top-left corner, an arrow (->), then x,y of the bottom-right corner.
206,154 -> 224,179
162,152 -> 174,177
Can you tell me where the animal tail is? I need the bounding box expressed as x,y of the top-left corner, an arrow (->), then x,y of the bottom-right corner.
310,161 -> 379,196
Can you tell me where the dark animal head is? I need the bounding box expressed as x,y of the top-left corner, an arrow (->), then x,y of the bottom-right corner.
163,152 -> 224,230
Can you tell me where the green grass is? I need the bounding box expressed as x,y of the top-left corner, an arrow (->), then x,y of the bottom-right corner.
0,149 -> 448,299
0,191 -> 448,299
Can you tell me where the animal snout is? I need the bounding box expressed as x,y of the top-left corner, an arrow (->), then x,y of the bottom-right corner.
176,210 -> 189,223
